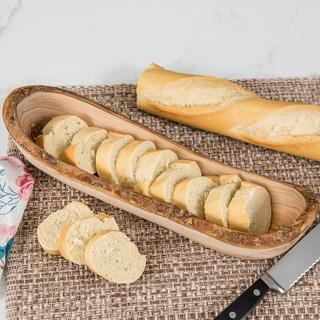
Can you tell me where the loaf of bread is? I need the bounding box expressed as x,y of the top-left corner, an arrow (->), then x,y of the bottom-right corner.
134,149 -> 178,195
64,127 -> 108,174
85,231 -> 146,284
96,132 -> 134,184
149,160 -> 201,202
172,176 -> 215,217
228,182 -> 271,234
59,213 -> 119,265
35,115 -> 88,160
116,140 -> 156,188
137,64 -> 320,161
37,201 -> 93,254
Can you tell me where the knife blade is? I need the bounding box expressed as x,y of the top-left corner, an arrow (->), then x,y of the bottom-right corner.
215,223 -> 320,320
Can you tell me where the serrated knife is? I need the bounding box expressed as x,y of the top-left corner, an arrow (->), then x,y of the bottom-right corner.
215,223 -> 320,319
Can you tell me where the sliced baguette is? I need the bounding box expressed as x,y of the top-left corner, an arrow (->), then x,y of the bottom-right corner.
95,212 -> 120,230
134,149 -> 178,195
228,182 -> 271,234
219,174 -> 241,187
204,183 -> 239,227
35,115 -> 88,160
116,140 -> 156,188
172,176 -> 215,217
149,160 -> 201,202
96,133 -> 134,184
64,127 -> 108,174
207,175 -> 220,185
85,231 -> 146,284
59,213 -> 119,265
37,201 -> 93,254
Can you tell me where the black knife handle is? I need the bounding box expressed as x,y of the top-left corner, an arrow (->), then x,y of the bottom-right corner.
214,278 -> 270,320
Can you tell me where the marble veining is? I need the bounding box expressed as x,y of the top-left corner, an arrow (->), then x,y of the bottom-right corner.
0,0 -> 20,33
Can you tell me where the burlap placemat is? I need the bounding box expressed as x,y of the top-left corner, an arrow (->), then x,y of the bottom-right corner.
5,79 -> 320,320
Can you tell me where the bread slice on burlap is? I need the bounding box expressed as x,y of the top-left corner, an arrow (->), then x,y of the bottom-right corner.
85,231 -> 146,284
37,201 -> 93,254
59,213 -> 119,265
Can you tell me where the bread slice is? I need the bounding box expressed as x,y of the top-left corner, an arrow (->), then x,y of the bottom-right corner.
85,231 -> 146,284
219,174 -> 241,187
207,175 -> 220,185
59,213 -> 119,265
204,183 -> 239,227
172,176 -> 215,217
134,149 -> 178,195
149,160 -> 201,202
64,127 -> 108,174
95,212 -> 120,230
116,140 -> 156,188
35,115 -> 88,160
96,133 -> 134,184
228,182 -> 271,234
37,201 -> 93,254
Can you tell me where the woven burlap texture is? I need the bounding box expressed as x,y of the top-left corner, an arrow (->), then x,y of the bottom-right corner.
5,79 -> 320,320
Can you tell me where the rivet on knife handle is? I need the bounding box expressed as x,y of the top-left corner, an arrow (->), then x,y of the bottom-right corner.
214,278 -> 269,320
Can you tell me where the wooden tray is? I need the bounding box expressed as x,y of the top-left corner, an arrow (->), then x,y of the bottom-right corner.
3,85 -> 318,259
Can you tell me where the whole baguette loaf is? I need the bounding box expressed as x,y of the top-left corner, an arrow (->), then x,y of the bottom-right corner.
137,64 -> 320,161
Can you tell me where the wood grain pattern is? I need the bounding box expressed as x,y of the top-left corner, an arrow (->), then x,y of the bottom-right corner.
3,85 -> 319,259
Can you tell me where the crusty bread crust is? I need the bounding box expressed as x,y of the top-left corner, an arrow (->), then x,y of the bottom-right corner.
63,144 -> 77,166
59,223 -> 73,260
207,175 -> 220,185
137,64 -> 320,161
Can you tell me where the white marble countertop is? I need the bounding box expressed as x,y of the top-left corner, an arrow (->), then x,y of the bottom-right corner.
1,0 -> 320,318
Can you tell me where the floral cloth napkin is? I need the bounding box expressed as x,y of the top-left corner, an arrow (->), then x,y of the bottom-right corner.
0,156 -> 34,279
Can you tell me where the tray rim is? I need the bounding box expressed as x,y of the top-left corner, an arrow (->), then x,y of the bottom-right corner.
3,85 -> 319,259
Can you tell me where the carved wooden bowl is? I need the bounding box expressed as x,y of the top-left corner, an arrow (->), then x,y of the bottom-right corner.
3,86 -> 319,259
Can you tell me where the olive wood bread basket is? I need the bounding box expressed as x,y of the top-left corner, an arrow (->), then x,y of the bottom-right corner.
3,86 -> 319,259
